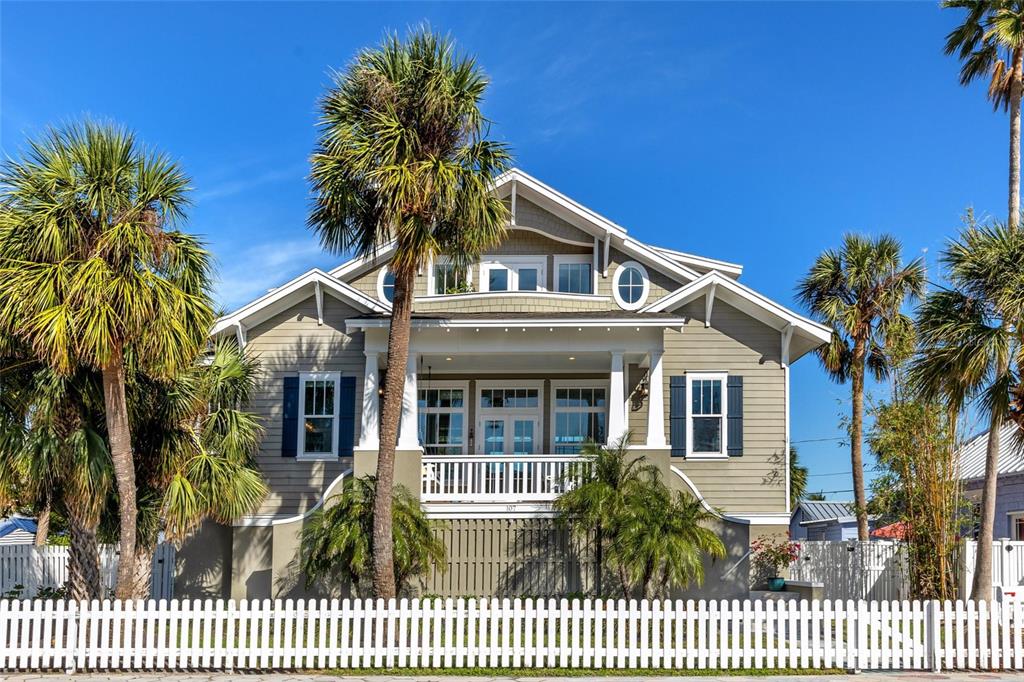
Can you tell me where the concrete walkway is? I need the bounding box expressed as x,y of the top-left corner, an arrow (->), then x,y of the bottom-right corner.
0,674 -> 1022,681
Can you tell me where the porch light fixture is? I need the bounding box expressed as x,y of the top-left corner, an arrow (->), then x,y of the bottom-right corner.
569,356 -> 576,361
446,357 -> 452,361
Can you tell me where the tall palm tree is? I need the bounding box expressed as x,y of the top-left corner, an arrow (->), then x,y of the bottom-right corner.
300,476 -> 445,595
127,339 -> 267,596
308,28 -> 510,598
554,436 -> 659,597
797,234 -> 925,540
944,0 -> 1024,227
0,122 -> 214,598
911,218 -> 1024,601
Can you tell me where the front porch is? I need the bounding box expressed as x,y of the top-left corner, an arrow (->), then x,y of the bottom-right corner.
348,315 -> 681,512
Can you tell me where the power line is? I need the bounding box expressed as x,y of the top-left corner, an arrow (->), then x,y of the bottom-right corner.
791,437 -> 846,444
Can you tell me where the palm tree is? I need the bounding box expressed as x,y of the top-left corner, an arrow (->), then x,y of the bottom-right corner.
910,218 -> 1024,601
300,476 -> 446,595
944,0 -> 1024,227
0,122 -> 214,598
554,436 -> 660,597
616,486 -> 725,599
127,339 -> 267,596
789,446 -> 809,509
796,234 -> 925,541
308,28 -> 510,598
0,357 -> 112,600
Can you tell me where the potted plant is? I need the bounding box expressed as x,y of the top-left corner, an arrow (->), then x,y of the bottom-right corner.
751,535 -> 800,591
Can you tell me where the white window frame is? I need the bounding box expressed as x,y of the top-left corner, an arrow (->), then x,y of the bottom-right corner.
427,258 -> 473,296
418,380 -> 469,455
476,380 -> 545,454
612,260 -> 651,310
478,256 -> 547,293
297,371 -> 341,461
686,372 -> 728,460
1008,511 -> 1024,540
549,379 -> 610,453
553,254 -> 596,295
376,267 -> 395,304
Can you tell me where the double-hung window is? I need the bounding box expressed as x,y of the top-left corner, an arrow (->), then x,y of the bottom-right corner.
418,384 -> 467,455
299,372 -> 340,458
552,383 -> 607,454
479,257 -> 545,292
554,255 -> 593,294
687,372 -> 727,458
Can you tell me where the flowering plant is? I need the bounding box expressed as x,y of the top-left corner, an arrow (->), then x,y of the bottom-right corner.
751,535 -> 801,577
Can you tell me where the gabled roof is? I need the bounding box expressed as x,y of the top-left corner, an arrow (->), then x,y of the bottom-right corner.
958,423 -> 1024,481
650,246 -> 743,278
0,516 -> 37,539
641,271 -> 832,362
794,500 -> 856,525
211,268 -> 391,339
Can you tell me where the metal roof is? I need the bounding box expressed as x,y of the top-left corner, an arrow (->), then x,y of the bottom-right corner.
795,500 -> 856,525
0,516 -> 37,539
958,423 -> 1024,481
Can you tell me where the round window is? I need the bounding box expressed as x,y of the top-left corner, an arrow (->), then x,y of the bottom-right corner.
613,261 -> 650,310
377,268 -> 396,303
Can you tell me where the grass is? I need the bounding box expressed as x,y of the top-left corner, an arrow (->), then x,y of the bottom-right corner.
317,667 -> 845,677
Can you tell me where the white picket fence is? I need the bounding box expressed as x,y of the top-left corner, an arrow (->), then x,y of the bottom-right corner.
789,540 -> 908,601
0,544 -> 175,600
0,597 -> 1022,672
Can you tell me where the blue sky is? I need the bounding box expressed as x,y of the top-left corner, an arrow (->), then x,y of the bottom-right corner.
1,2 -> 1010,497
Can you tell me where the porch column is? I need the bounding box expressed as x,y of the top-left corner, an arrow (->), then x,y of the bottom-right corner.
646,349 -> 666,447
358,351 -> 380,449
397,352 -> 420,449
608,351 -> 626,445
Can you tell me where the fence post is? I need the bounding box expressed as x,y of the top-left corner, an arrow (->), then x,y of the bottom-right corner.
929,599 -> 942,672
65,600 -> 79,674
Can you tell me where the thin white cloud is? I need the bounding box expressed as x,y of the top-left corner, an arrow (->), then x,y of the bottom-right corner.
195,163 -> 307,202
214,238 -> 330,311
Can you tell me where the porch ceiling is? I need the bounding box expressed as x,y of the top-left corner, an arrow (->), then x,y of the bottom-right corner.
416,350 -> 639,373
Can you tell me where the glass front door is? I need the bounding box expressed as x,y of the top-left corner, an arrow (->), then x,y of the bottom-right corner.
479,416 -> 538,454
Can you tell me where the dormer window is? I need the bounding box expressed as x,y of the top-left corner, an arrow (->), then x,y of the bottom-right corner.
554,255 -> 593,294
433,262 -> 467,295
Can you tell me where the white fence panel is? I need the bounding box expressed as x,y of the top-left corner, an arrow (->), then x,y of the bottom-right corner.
789,540 -> 908,601
0,597 -> 1021,672
964,540 -> 1024,600
0,544 -> 174,599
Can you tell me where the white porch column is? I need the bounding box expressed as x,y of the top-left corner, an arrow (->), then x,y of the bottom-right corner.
608,351 -> 626,445
397,352 -> 420,449
358,351 -> 380,449
646,349 -> 666,447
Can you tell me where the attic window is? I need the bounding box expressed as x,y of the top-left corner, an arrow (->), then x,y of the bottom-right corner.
612,261 -> 650,310
377,268 -> 395,303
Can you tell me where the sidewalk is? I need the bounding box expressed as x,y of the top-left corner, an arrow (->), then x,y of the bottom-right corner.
0,674 -> 1022,682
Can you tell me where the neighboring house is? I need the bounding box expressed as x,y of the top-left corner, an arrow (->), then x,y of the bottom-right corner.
790,501 -> 873,541
0,517 -> 37,546
176,169 -> 830,601
959,423 -> 1024,540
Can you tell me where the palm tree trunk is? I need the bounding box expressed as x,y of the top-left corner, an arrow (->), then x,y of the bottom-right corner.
971,408 -> 1005,602
1009,47 -> 1023,229
130,543 -> 155,600
850,337 -> 869,542
68,513 -> 101,601
34,494 -> 51,546
101,352 -> 138,600
371,266 -> 416,599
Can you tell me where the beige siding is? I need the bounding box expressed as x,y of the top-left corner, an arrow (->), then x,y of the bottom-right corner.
660,300 -> 788,514
246,295 -> 365,517
512,197 -> 595,245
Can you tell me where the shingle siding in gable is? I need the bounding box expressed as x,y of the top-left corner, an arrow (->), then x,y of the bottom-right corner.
244,295 -> 365,517
510,197 -> 595,245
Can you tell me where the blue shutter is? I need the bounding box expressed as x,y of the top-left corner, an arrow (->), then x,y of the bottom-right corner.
727,375 -> 744,457
669,375 -> 687,457
281,376 -> 299,457
338,376 -> 357,457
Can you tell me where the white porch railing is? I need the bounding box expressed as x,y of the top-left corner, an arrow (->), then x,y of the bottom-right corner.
421,455 -> 586,503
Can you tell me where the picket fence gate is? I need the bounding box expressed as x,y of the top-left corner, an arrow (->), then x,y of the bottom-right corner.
0,597 -> 1022,673
0,544 -> 175,600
